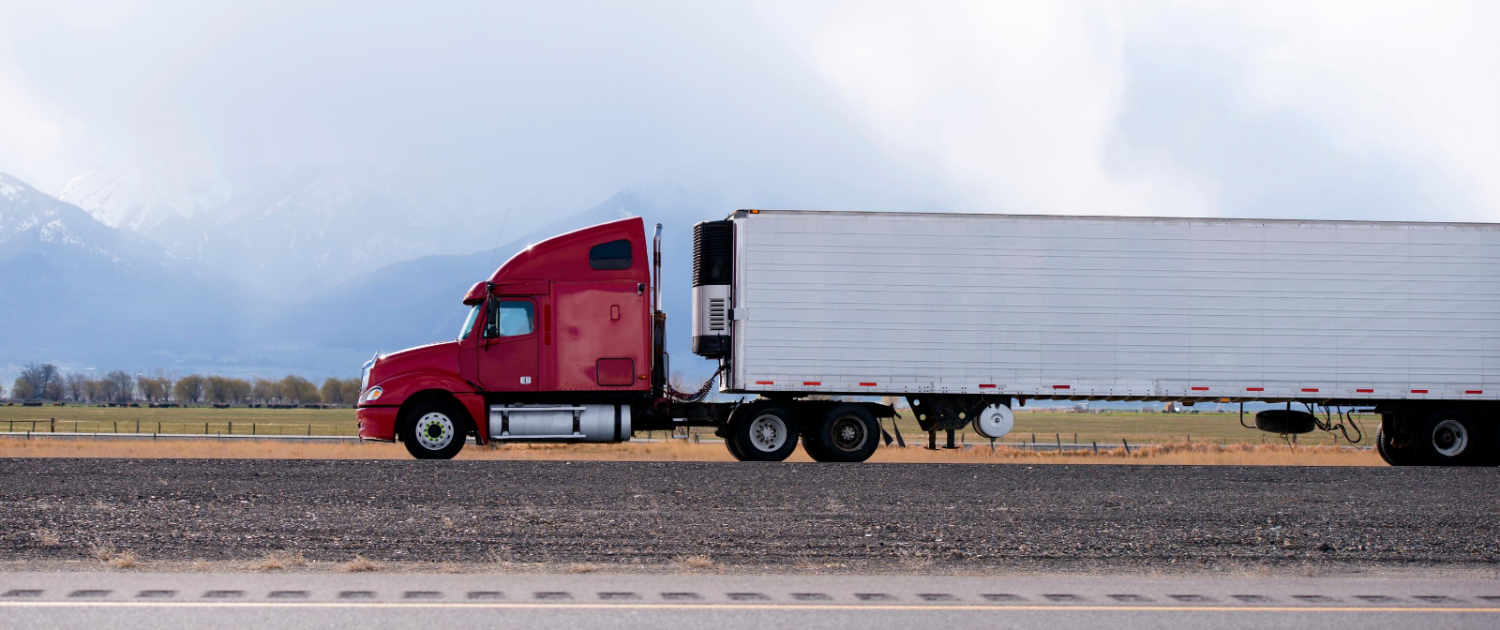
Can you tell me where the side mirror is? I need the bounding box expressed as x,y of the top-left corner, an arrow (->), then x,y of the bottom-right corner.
482,301 -> 499,338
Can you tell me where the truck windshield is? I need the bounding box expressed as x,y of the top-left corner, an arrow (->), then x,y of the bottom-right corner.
459,304 -> 482,340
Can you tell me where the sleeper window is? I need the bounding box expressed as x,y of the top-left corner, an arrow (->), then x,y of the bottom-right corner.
589,239 -> 633,270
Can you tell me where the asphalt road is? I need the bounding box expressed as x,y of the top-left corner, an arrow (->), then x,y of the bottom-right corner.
2,459 -> 1497,572
2,573 -> 1498,630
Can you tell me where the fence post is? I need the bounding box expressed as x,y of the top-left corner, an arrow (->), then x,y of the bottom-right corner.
1055,433 -> 1061,451
229,421 -> 233,436
1092,440 -> 1098,453
51,418 -> 56,433
1122,438 -> 1131,454
307,424 -> 311,436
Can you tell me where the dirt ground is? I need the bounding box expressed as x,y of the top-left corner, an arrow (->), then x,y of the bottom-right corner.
0,436 -> 1381,466
1,458 -> 1491,576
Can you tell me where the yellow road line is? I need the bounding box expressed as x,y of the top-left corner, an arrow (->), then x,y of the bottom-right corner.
0,601 -> 1496,613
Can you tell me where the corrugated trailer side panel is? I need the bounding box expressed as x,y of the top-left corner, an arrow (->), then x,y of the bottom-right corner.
726,210 -> 1500,402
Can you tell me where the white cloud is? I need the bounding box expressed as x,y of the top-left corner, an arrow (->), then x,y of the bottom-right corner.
1,1 -> 1497,223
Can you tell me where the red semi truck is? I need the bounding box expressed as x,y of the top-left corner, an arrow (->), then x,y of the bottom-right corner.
357,211 -> 1500,466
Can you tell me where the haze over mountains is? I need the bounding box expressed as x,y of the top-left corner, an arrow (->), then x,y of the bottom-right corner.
0,167 -> 727,384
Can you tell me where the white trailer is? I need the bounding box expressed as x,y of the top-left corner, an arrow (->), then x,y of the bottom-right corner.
691,210 -> 1500,466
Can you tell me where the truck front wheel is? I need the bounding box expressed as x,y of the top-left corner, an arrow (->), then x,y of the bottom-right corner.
806,405 -> 879,463
727,403 -> 799,462
401,401 -> 467,460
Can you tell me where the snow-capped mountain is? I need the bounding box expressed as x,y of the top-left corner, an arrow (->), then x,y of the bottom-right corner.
0,172 -> 181,273
58,162 -> 233,233
0,173 -> 247,373
55,161 -> 493,295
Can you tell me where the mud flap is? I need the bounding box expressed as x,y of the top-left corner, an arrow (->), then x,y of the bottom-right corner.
883,414 -> 907,448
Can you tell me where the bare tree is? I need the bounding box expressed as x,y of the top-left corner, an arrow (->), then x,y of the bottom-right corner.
63,373 -> 89,401
226,378 -> 250,403
320,378 -> 345,405
205,376 -> 235,404
80,378 -> 99,403
17,363 -> 59,401
340,378 -> 362,405
138,377 -> 164,402
251,377 -> 277,404
280,375 -> 319,405
103,371 -> 135,404
10,378 -> 35,400
173,375 -> 205,403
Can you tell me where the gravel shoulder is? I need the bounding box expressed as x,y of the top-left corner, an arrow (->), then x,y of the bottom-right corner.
1,459 -> 1497,576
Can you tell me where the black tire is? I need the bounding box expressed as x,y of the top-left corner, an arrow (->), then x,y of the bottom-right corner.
727,402 -> 799,462
801,432 -> 831,461
724,427 -> 746,460
806,404 -> 880,463
400,400 -> 468,460
1414,409 -> 1482,466
1376,422 -> 1409,466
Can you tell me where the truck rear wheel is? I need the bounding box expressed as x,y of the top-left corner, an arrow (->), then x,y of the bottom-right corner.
401,400 -> 467,460
806,405 -> 879,463
727,403 -> 799,462
1416,410 -> 1483,466
1375,421 -> 1418,466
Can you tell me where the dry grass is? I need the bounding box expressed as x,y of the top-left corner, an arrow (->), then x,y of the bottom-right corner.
676,555 -> 716,570
339,556 -> 381,573
107,551 -> 139,569
246,551 -> 308,571
0,435 -> 1382,466
32,528 -> 60,547
565,563 -> 598,574
89,542 -> 139,568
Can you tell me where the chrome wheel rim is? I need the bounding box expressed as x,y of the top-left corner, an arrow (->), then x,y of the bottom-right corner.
415,412 -> 455,451
747,414 -> 787,452
830,416 -> 869,452
1431,419 -> 1467,457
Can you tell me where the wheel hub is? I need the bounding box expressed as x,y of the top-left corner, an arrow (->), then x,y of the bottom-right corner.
747,414 -> 786,452
1431,419 -> 1468,457
831,416 -> 868,452
414,412 -> 455,451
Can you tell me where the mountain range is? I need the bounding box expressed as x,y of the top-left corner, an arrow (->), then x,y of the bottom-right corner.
1,168 -> 726,384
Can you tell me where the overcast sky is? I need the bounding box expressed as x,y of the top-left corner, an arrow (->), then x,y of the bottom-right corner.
2,0 -> 1498,223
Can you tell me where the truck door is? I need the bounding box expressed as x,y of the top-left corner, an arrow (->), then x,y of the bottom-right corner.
477,298 -> 540,392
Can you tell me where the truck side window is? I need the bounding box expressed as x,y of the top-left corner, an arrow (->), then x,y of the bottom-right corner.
589,239 -> 632,270
496,301 -> 535,337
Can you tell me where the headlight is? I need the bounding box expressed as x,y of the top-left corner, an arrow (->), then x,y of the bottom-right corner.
361,386 -> 383,403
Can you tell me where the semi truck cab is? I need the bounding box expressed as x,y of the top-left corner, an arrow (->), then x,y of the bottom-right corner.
357,217 -> 661,458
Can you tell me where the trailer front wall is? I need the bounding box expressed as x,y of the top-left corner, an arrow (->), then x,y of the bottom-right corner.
726,211 -> 1499,402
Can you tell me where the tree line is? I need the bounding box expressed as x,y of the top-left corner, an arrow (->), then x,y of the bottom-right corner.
6,363 -> 362,405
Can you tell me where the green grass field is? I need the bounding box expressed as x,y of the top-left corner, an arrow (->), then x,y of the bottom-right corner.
0,404 -> 1373,446
0,405 -> 359,436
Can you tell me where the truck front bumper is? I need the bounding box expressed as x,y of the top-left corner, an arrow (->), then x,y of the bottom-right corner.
356,405 -> 399,442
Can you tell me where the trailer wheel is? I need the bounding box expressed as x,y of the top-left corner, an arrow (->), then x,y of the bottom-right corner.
727,403 -> 799,462
1375,421 -> 1417,466
1415,410 -> 1482,466
806,405 -> 879,463
400,400 -> 467,460
801,433 -> 831,461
